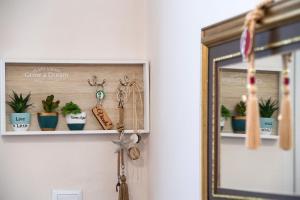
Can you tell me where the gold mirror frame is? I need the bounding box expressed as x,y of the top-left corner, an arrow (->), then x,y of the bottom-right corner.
201,1 -> 300,200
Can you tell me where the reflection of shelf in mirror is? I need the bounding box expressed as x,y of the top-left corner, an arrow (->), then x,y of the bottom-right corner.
1,130 -> 150,136
221,132 -> 278,139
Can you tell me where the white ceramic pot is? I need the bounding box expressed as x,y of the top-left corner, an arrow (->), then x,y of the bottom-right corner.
220,117 -> 225,131
65,112 -> 86,130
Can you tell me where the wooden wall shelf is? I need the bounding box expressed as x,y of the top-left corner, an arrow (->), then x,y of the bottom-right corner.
221,132 -> 278,140
0,59 -> 150,136
2,130 -> 150,136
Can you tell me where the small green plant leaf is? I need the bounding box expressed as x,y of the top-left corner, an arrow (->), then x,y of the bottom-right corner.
6,91 -> 33,113
42,95 -> 60,112
259,97 -> 279,118
61,101 -> 82,116
235,101 -> 246,116
221,105 -> 231,120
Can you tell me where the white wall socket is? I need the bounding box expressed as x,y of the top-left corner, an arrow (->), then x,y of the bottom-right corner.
52,190 -> 82,200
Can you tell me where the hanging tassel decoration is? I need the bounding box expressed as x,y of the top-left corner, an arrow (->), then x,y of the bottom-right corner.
119,175 -> 129,200
118,149 -> 129,200
279,53 -> 292,150
241,0 -> 273,149
245,53 -> 261,149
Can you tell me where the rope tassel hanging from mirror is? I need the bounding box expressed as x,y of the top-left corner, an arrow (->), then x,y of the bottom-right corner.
240,0 -> 273,149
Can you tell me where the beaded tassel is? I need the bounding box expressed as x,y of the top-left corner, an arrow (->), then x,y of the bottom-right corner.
279,53 -> 292,150
245,53 -> 261,149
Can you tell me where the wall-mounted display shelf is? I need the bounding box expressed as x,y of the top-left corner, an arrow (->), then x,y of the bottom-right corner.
0,59 -> 150,136
221,132 -> 278,140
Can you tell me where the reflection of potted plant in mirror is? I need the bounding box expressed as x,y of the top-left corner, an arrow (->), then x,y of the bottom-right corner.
7,91 -> 33,131
259,98 -> 279,135
38,95 -> 60,131
61,102 -> 86,131
232,101 -> 246,133
220,105 -> 231,131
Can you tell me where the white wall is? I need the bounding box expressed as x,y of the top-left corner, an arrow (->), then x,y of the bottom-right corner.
0,0 -> 146,60
0,0 -> 147,200
146,0 -> 259,200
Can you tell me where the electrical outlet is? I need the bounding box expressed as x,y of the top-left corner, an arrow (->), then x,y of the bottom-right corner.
52,190 -> 82,200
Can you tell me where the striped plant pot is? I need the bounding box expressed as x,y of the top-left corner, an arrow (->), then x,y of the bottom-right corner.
38,112 -> 59,131
65,112 -> 86,131
231,116 -> 246,133
10,113 -> 31,131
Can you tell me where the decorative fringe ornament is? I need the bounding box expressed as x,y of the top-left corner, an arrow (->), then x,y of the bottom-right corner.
245,54 -> 261,149
241,0 -> 273,149
279,53 -> 292,150
118,150 -> 129,200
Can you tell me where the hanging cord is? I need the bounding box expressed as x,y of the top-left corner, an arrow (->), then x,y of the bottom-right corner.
241,0 -> 273,149
130,81 -> 143,134
279,53 -> 292,150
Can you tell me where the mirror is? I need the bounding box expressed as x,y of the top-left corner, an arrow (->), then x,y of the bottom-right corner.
218,51 -> 300,196
201,1 -> 300,199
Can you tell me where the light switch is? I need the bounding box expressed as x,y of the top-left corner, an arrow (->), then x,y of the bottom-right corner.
52,190 -> 82,200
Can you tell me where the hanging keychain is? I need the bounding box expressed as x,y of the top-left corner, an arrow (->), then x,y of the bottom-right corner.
88,76 -> 113,130
241,0 -> 273,149
279,53 -> 292,150
113,79 -> 130,200
113,75 -> 144,199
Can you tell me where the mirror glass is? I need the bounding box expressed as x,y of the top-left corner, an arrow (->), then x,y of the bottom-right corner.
218,50 -> 300,196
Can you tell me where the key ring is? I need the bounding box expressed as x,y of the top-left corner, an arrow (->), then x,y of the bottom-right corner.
88,76 -> 106,106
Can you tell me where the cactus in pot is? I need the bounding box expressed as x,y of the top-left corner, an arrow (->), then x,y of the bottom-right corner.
37,95 -> 60,131
7,91 -> 33,131
232,101 -> 246,133
61,102 -> 86,131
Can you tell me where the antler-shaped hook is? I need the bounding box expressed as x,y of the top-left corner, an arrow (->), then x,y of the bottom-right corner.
119,75 -> 130,86
88,76 -> 106,87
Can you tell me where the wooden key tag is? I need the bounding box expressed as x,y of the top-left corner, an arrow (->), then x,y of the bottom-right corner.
92,105 -> 113,130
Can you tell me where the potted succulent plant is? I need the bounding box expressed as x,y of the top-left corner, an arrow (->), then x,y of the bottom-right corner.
7,91 -> 33,131
38,95 -> 60,131
61,102 -> 86,130
220,105 -> 231,131
232,101 -> 246,133
259,98 -> 279,135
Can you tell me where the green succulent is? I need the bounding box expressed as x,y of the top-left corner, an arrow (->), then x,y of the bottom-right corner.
61,101 -> 81,116
7,91 -> 33,113
221,105 -> 231,120
259,98 -> 279,118
42,95 -> 60,112
235,101 -> 246,116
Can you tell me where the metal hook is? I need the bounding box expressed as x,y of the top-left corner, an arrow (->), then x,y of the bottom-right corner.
119,75 -> 130,86
88,76 -> 106,87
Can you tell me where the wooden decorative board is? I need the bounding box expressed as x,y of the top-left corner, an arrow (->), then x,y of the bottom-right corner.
0,60 -> 150,136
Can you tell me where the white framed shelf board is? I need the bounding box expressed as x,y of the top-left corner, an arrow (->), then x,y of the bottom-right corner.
0,59 -> 150,136
221,132 -> 278,140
